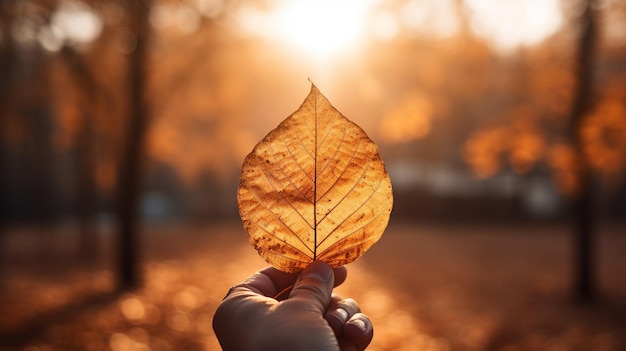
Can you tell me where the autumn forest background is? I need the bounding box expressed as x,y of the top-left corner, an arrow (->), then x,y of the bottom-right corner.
1,0 -> 625,350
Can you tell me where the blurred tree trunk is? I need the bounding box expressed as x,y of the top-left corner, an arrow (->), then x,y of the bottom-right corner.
116,0 -> 151,291
0,0 -> 17,267
60,47 -> 100,262
22,49 -> 58,262
568,0 -> 597,301
28,88 -> 56,225
76,111 -> 98,260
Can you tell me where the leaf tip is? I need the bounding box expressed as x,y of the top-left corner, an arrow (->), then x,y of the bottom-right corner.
307,77 -> 319,92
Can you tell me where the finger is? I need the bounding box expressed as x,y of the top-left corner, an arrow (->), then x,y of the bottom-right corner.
324,298 -> 361,335
343,313 -> 373,351
229,265 -> 346,300
257,266 -> 299,296
333,266 -> 348,287
226,267 -> 298,299
275,265 -> 347,301
288,261 -> 334,314
329,294 -> 342,307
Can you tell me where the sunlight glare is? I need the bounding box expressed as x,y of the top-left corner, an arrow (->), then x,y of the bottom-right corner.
51,0 -> 102,45
237,0 -> 378,61
195,0 -> 223,18
401,0 -> 459,38
273,0 -> 366,59
465,0 -> 562,53
371,11 -> 399,41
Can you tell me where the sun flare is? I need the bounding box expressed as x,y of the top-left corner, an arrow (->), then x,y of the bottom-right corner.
234,0 -> 564,61
272,1 -> 369,59
237,0 -> 378,61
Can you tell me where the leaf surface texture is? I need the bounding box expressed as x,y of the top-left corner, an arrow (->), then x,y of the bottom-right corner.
238,84 -> 393,272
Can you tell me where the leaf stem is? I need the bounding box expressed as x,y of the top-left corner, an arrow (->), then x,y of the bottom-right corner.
273,284 -> 294,300
313,88 -> 318,260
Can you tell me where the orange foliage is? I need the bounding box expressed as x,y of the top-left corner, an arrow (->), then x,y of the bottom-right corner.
547,143 -> 580,195
463,116 -> 545,178
463,127 -> 509,178
508,117 -> 546,174
379,94 -> 433,143
527,47 -> 576,120
509,131 -> 545,174
581,98 -> 626,174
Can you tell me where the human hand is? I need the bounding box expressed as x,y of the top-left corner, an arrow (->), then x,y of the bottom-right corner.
213,261 -> 373,351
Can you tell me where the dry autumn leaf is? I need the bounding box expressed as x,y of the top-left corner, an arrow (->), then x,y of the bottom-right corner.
237,84 -> 393,272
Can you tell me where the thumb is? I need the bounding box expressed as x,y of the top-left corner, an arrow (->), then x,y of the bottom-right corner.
289,261 -> 334,314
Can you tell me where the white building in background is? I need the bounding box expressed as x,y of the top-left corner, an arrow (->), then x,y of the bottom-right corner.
387,160 -> 563,218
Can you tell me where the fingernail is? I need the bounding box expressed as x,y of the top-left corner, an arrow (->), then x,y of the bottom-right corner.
351,318 -> 367,332
329,307 -> 348,322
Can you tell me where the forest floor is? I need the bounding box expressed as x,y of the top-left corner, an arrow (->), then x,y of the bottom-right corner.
1,220 -> 625,351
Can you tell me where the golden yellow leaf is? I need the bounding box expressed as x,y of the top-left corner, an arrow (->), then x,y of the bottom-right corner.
237,84 -> 393,272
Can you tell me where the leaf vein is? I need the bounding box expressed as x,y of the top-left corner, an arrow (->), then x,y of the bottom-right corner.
316,173 -> 384,248
253,221 -> 315,260
247,165 -> 315,253
317,136 -> 364,202
316,158 -> 373,227
272,141 -> 314,204
317,121 -> 347,180
317,209 -> 386,259
259,162 -> 314,231
316,113 -> 340,160
291,126 -> 314,161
